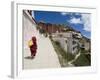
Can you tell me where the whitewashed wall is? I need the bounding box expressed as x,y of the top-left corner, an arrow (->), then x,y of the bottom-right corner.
23,10 -> 38,49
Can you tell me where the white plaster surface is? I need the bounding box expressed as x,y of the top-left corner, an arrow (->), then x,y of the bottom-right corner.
23,11 -> 60,69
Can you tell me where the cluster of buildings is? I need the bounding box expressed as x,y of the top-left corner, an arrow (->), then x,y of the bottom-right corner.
52,30 -> 81,54
37,21 -> 91,55
37,22 -> 70,34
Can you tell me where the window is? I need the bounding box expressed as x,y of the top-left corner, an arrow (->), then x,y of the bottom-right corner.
65,40 -> 67,43
73,40 -> 76,44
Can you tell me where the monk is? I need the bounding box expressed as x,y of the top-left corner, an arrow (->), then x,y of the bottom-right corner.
28,36 -> 37,59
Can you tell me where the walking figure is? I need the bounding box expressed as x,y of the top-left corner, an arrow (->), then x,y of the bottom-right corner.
28,36 -> 37,59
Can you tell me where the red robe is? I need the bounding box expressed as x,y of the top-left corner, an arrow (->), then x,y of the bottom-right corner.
30,37 -> 37,57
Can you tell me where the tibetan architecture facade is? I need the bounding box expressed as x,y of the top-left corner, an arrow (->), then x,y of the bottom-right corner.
37,21 -> 90,55
37,22 -> 65,34
52,31 -> 81,54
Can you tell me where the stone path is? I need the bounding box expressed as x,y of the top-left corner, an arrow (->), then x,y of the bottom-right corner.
24,33 -> 61,69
